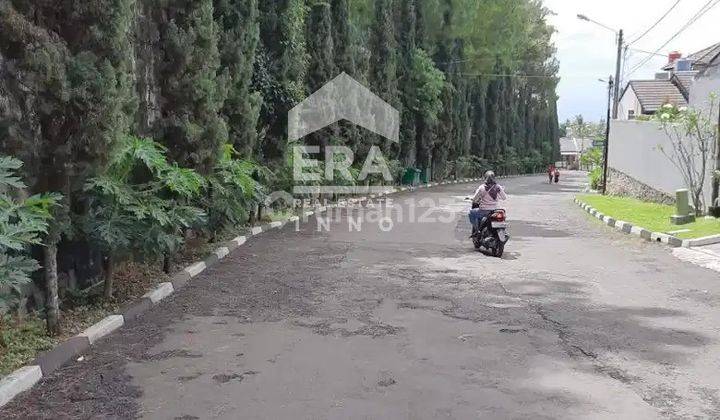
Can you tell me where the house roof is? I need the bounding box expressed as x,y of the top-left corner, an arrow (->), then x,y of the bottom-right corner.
624,80 -> 688,113
559,137 -> 594,155
670,72 -> 697,100
663,42 -> 720,71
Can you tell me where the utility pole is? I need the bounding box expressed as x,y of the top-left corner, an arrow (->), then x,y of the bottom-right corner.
577,14 -> 624,194
612,30 -> 623,119
602,76 -> 613,194
712,103 -> 720,213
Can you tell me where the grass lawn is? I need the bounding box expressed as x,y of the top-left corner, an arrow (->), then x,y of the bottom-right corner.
577,194 -> 720,239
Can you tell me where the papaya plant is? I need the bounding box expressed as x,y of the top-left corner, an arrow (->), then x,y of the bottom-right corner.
205,144 -> 272,235
0,156 -> 60,314
83,136 -> 205,299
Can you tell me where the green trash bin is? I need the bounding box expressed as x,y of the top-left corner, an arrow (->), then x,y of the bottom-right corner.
402,168 -> 421,186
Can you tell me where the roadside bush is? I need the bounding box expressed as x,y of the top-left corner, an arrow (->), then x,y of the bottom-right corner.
0,156 -> 60,313
589,167 -> 603,190
205,144 -> 272,234
82,136 -> 206,299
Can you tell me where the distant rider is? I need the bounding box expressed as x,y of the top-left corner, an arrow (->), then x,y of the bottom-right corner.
547,164 -> 555,184
469,171 -> 507,235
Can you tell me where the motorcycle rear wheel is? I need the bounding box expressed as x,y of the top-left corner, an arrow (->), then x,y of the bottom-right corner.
492,243 -> 504,258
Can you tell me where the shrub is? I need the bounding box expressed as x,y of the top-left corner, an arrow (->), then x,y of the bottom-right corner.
0,156 -> 60,312
83,136 -> 205,298
205,144 -> 272,233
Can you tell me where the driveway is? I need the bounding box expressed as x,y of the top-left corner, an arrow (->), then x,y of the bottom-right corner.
3,171 -> 720,419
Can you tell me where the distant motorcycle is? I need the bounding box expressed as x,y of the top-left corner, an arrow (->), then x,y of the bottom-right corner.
472,209 -> 509,258
554,170 -> 560,184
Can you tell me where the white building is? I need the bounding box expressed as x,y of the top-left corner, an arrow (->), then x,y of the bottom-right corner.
617,43 -> 720,120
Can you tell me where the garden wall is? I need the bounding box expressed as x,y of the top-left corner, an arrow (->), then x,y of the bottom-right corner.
607,119 -> 713,208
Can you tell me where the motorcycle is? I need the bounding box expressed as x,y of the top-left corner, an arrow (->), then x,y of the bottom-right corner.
472,209 -> 510,258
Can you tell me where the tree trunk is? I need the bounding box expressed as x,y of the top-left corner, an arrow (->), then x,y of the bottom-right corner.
44,243 -> 61,336
103,255 -> 115,300
162,253 -> 171,274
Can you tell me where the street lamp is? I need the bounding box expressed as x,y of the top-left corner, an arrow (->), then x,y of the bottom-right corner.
577,14 -> 623,120
579,14 -> 624,195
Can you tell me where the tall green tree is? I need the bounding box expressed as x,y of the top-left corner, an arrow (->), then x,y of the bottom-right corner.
215,0 -> 262,158
155,0 -> 228,175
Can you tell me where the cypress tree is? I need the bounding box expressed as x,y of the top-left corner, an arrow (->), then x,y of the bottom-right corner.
255,0 -> 308,161
305,2 -> 336,149
214,0 -> 262,157
369,0 -> 399,158
155,0 -> 228,174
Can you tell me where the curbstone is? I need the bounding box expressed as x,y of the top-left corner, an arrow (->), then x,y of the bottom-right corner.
120,297 -> 153,322
170,270 -> 192,290
621,222 -> 633,233
33,336 -> 90,376
143,282 -> 174,304
651,232 -> 669,243
225,239 -> 240,252
604,217 -> 616,227
630,226 -> 652,240
78,315 -> 124,345
682,234 -> 720,248
214,246 -> 230,260
250,226 -> 263,235
203,253 -> 219,268
0,366 -> 42,408
232,236 -> 247,247
667,236 -> 683,247
185,261 -> 206,278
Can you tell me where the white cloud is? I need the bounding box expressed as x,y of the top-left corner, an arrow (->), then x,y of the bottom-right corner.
544,0 -> 720,122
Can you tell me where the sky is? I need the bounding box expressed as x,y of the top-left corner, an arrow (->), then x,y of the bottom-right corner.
544,0 -> 720,122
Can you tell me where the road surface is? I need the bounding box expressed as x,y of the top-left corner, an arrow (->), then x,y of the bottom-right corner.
4,172 -> 720,419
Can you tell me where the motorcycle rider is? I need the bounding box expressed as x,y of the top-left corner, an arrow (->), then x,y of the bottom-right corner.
547,164 -> 555,184
469,171 -> 507,236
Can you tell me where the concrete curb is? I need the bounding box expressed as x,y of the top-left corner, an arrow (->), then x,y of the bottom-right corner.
78,315 -> 124,345
682,234 -> 720,248
574,198 -> 682,248
0,366 -> 42,407
0,173 -> 537,408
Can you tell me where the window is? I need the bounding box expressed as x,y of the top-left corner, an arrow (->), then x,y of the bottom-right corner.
628,110 -> 636,120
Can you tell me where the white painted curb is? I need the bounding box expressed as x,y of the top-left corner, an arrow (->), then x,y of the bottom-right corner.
214,246 -> 230,259
78,315 -> 124,345
0,366 -> 42,407
185,261 -> 207,278
143,282 -> 174,304
231,236 -> 246,247
250,226 -> 263,235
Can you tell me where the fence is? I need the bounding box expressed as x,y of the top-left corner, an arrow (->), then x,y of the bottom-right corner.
608,119 -> 714,208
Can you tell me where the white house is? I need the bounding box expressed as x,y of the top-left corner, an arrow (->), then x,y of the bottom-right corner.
688,47 -> 720,117
608,42 -> 720,209
617,42 -> 720,120
617,78 -> 688,120
559,137 -> 594,170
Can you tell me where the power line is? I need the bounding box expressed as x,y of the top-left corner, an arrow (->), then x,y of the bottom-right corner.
628,47 -> 668,58
627,0 -> 681,46
626,0 -> 720,78
455,72 -> 558,79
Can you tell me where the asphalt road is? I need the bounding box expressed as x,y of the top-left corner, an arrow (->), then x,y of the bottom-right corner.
5,172 -> 720,419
